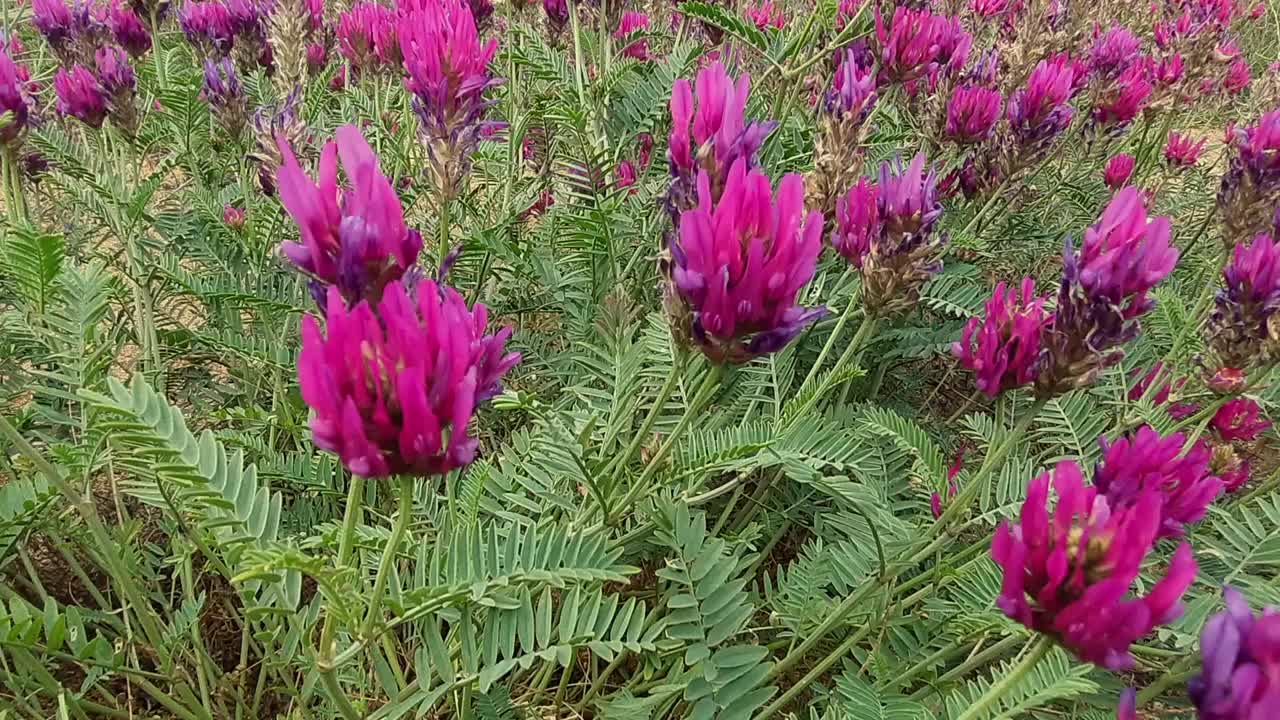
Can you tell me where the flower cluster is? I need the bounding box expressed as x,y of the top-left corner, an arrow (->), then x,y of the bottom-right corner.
873,6 -> 971,86
613,11 -> 650,61
1089,24 -> 1141,79
0,41 -> 31,148
203,57 -> 247,137
337,2 -> 399,76
34,0 -> 111,65
1212,397 -> 1272,441
1189,588 -> 1280,719
178,0 -> 236,58
250,88 -> 308,195
1103,153 -> 1135,189
746,0 -> 784,30
1007,54 -> 1084,159
1218,109 -> 1280,246
542,0 -> 568,36
1036,188 -> 1178,396
666,62 -> 777,219
109,0 -> 151,57
54,65 -> 108,128
1208,232 -> 1280,375
299,278 -> 519,478
859,154 -> 947,315
1091,65 -> 1152,131
830,177 -> 877,267
665,159 -> 824,364
276,124 -> 424,307
1093,426 -> 1222,538
810,47 -> 876,220
1165,131 -> 1207,169
992,460 -> 1196,669
94,45 -> 138,134
398,0 -> 505,201
952,278 -> 1051,398
945,85 -> 1002,144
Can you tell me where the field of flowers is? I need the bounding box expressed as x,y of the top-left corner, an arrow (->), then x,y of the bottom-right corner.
2,0 -> 1280,717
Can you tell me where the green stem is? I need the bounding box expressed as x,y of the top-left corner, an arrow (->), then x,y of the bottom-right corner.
758,625 -> 874,719
316,474 -> 366,720
600,353 -> 687,491
955,635 -> 1055,720
359,477 -> 415,640
782,314 -> 879,428
935,396 -> 1048,527
603,365 -> 725,526
795,275 -> 858,393
438,196 -> 452,267
908,635 -> 1024,700
1136,655 -> 1196,705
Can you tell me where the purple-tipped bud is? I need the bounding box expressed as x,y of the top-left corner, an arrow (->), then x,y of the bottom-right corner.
1089,24 -> 1141,78
1007,54 -> 1082,152
945,85 -> 1002,144
613,11 -> 650,60
179,0 -> 235,57
992,460 -> 1196,669
746,0 -> 784,30
109,0 -> 151,56
337,2 -> 400,73
831,177 -> 879,267
1209,233 -> 1280,373
824,48 -> 877,122
1212,397 -> 1272,442
299,279 -> 520,478
398,0 -> 504,199
1224,59 -> 1251,95
224,204 -> 246,229
860,154 -> 946,314
33,0 -> 76,52
1164,131 -> 1207,169
1104,153 -> 1135,189
971,0 -> 1012,18
616,160 -> 636,190
1189,588 -> 1280,719
1219,110 -> 1280,245
666,62 -> 777,216
95,45 -> 138,133
542,0 -> 568,34
0,42 -> 30,147
1095,426 -> 1223,538
1092,64 -> 1152,130
953,278 -> 1051,398
1037,188 -> 1177,395
1117,689 -> 1136,720
54,65 -> 108,129
203,58 -> 247,137
276,124 -> 424,305
667,159 -> 825,364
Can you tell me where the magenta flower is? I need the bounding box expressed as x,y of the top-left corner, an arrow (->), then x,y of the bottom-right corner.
616,160 -> 636,190
1117,689 -> 1136,720
830,177 -> 878,267
1090,24 -> 1141,78
276,124 -> 424,306
0,43 -> 30,147
613,11 -> 650,60
307,42 -> 328,72
95,45 -> 138,132
1094,426 -> 1223,538
542,0 -> 568,34
1037,188 -> 1177,395
1189,587 -> 1280,719
224,204 -> 246,229
873,6 -> 970,84
668,159 -> 824,363
1224,59 -> 1251,94
824,47 -> 876,122
835,0 -> 862,29
337,2 -> 400,73
299,279 -> 519,478
1164,131 -> 1207,168
1217,453 -> 1251,493
1213,397 -> 1272,442
1092,65 -> 1152,129
666,62 -> 777,215
1128,363 -> 1197,418
1219,110 -> 1280,244
398,0 -> 504,198
971,0 -> 1012,18
746,0 -> 784,30
991,460 -> 1197,669
1152,53 -> 1185,87
1210,233 -> 1280,373
204,58 -> 247,136
33,0 -> 75,52
1103,153 -> 1135,189
953,278 -> 1051,398
1007,54 -> 1082,151
54,65 -> 107,129
861,154 -> 946,313
179,0 -> 235,57
945,85 -> 1002,144
930,451 -> 964,519
109,0 -> 151,57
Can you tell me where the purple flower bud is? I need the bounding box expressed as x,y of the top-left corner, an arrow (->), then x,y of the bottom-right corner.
542,0 -> 568,33
109,0 -> 151,56
873,6 -> 971,85
616,160 -> 636,190
0,42 -> 31,147
953,278 -> 1051,398
1095,426 -> 1223,538
398,0 -> 504,199
1219,110 -> 1280,244
613,11 -> 650,60
831,177 -> 878,267
276,124 -> 424,306
746,0 -> 784,30
1214,447 -> 1251,493
1037,188 -> 1177,395
33,0 -> 75,51
945,85 -> 1002,144
338,2 -> 400,73
666,62 -> 777,216
1092,64 -> 1152,130
1189,587 -> 1280,719
179,0 -> 235,57
223,204 -> 246,229
1103,153 -> 1135,189
668,159 -> 825,364
1007,54 -> 1082,152
95,45 -> 135,96
992,460 -> 1196,669
1224,59 -> 1251,95
971,0 -> 1012,18
1212,397 -> 1272,442
1090,24 -> 1141,79
1116,689 -> 1136,720
859,154 -> 946,314
1210,233 -> 1280,372
54,65 -> 107,128
824,48 -> 877,122
299,279 -> 520,478
1164,131 -> 1207,169
203,58 -> 247,136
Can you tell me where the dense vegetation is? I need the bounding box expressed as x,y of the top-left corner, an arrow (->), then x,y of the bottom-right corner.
2,0 -> 1280,717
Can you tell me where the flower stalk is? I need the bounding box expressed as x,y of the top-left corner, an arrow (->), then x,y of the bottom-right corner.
955,635 -> 1056,720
